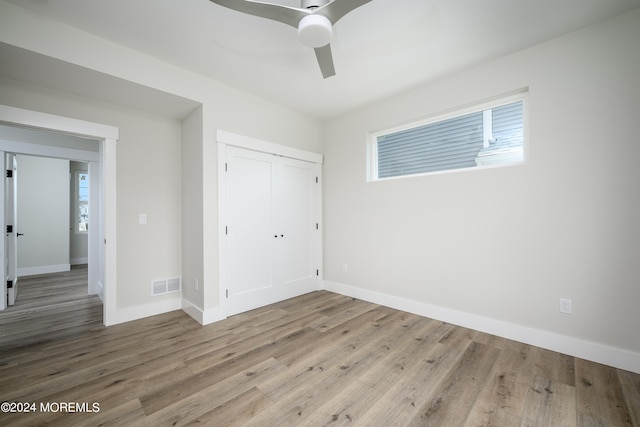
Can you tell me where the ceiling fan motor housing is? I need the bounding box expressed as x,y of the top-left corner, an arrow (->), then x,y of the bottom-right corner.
298,14 -> 333,48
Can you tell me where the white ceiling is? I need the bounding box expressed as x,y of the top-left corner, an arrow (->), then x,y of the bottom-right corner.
2,0 -> 640,120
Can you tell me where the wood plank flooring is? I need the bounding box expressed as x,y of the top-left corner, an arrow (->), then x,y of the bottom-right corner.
0,270 -> 639,426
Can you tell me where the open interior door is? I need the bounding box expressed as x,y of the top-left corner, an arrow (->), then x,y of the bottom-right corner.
5,153 -> 18,306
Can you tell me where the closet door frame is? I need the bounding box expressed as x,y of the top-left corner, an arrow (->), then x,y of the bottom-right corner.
217,130 -> 323,318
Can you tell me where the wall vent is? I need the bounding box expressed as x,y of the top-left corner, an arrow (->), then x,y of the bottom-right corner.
151,277 -> 182,296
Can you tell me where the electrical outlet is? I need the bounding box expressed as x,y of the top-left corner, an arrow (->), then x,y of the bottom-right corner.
194,278 -> 199,290
560,298 -> 572,314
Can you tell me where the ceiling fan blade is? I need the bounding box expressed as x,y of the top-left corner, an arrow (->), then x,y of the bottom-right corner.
314,44 -> 335,79
208,0 -> 309,28
316,0 -> 373,24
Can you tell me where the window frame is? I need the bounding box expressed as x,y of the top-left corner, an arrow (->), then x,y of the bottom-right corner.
368,91 -> 529,181
75,170 -> 89,234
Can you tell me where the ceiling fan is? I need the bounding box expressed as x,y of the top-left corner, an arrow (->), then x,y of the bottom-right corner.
208,0 -> 373,78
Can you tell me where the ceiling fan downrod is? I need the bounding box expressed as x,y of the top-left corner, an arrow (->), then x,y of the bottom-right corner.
301,0 -> 331,10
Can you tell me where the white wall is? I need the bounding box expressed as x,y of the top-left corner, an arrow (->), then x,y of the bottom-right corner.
16,155 -> 70,276
322,9 -> 640,372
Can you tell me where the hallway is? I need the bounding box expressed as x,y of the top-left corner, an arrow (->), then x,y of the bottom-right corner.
0,265 -> 101,350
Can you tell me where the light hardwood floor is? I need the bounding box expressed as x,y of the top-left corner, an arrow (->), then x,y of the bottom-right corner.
0,268 -> 639,426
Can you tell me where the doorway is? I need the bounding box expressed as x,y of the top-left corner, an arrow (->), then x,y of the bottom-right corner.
11,155 -> 88,277
0,104 -> 117,325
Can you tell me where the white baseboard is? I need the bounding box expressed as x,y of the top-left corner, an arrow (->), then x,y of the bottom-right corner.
322,280 -> 640,374
71,257 -> 88,265
115,297 -> 182,325
94,280 -> 104,302
181,298 -> 226,325
18,264 -> 70,277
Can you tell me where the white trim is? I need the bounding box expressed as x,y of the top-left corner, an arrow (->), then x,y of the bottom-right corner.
19,264 -> 70,277
95,280 -> 104,302
71,257 -> 89,265
217,142 -> 229,320
217,129 -> 323,164
181,298 -> 203,323
103,138 -> 117,325
88,161 -> 100,297
0,105 -> 118,140
322,280 -> 640,374
0,139 -> 99,162
181,297 -> 226,325
202,306 -> 226,325
0,104 -> 118,326
116,298 -> 182,325
0,151 -> 6,311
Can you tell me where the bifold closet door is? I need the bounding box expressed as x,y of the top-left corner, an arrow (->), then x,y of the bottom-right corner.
226,147 -> 278,315
278,156 -> 320,295
225,146 -> 320,316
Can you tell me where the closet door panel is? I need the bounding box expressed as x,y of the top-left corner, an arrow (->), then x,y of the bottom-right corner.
279,157 -> 317,294
226,147 -> 278,314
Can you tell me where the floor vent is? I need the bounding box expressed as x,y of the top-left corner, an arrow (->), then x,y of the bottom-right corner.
151,277 -> 182,296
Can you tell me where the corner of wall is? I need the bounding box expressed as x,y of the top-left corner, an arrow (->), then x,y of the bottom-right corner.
181,297 -> 226,326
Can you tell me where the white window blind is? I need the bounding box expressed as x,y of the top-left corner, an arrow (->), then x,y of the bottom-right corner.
377,112 -> 483,178
373,97 -> 525,180
491,101 -> 523,147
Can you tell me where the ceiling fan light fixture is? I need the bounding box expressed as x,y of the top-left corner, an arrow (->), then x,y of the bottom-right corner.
297,14 -> 333,48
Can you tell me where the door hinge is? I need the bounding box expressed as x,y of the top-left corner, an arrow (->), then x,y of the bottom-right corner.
315,176 -> 318,183
316,269 -> 319,276
315,223 -> 319,230
6,225 -> 12,233
6,280 -> 13,289
225,226 -> 228,235
6,169 -> 13,178
225,163 -> 228,172
226,289 -> 229,298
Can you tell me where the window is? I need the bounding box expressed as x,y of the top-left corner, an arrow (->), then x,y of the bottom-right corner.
76,171 -> 89,233
370,93 -> 527,180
